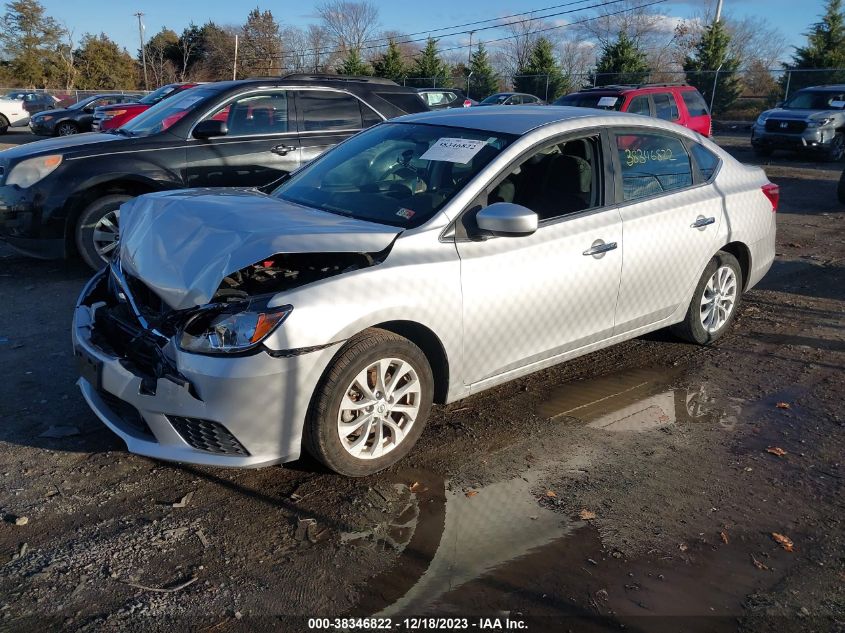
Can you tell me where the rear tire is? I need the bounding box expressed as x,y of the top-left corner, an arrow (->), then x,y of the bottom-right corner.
74,194 -> 132,270
838,168 -> 845,205
671,251 -> 742,345
0,114 -> 8,135
304,328 -> 434,477
824,133 -> 845,162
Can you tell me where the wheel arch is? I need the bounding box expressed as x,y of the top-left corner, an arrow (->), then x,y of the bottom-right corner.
370,320 -> 451,404
719,241 -> 751,291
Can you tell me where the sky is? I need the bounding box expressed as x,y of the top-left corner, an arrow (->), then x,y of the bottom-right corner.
38,0 -> 827,65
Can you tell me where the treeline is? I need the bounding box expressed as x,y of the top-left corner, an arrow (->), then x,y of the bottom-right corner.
0,0 -> 844,112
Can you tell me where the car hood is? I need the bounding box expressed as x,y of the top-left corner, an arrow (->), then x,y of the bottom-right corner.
761,107 -> 845,122
118,188 -> 403,310
32,107 -> 75,119
0,132 -> 123,160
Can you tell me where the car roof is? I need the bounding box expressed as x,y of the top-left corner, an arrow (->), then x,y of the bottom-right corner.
396,105 -> 631,135
800,85 -> 845,91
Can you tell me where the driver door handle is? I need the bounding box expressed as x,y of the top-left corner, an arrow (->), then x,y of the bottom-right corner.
271,145 -> 298,156
582,241 -> 618,256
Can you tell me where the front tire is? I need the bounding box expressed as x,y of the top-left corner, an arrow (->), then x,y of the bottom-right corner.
0,114 -> 8,135
74,194 -> 132,270
671,251 -> 742,345
304,328 -> 434,477
56,121 -> 78,136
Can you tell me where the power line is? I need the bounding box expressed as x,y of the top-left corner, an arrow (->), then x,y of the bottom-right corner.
245,0 -> 667,64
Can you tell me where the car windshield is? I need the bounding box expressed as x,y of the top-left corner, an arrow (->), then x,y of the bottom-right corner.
139,84 -> 179,105
554,93 -> 624,111
272,122 -> 515,228
119,87 -> 217,136
783,90 -> 845,110
481,94 -> 509,104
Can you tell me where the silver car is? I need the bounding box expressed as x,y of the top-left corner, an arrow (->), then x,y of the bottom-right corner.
72,106 -> 778,476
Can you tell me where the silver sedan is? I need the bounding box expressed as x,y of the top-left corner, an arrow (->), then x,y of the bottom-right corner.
72,106 -> 778,476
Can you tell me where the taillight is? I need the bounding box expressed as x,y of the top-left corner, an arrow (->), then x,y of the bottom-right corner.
761,183 -> 779,212
463,99 -> 472,108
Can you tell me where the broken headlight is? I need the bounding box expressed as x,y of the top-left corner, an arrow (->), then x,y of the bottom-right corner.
178,300 -> 293,355
6,154 -> 63,188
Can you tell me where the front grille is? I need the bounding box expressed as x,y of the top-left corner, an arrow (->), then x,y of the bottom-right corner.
765,119 -> 807,133
92,302 -> 165,381
168,417 -> 250,456
97,389 -> 153,437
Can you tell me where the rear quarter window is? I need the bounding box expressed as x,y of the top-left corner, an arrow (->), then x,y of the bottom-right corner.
681,90 -> 709,117
374,91 -> 428,114
689,142 -> 720,181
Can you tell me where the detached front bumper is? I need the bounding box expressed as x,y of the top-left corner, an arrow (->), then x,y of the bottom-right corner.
72,271 -> 334,468
751,124 -> 838,152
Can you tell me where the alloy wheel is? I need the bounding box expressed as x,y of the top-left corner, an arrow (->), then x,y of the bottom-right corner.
92,209 -> 120,261
57,123 -> 76,136
700,265 -> 737,333
337,357 -> 421,460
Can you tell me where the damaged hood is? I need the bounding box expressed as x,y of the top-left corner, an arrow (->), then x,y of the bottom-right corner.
119,188 -> 402,310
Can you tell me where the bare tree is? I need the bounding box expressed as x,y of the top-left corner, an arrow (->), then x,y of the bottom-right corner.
316,0 -> 380,54
559,36 -> 596,88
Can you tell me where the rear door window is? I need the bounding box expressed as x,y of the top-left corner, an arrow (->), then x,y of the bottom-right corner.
299,90 -> 363,132
652,93 -> 679,121
681,90 -> 710,116
615,132 -> 693,202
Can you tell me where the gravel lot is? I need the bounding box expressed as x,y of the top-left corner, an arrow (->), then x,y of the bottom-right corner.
0,131 -> 843,632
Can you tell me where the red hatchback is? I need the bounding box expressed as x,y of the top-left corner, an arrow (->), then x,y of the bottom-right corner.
92,83 -> 200,131
554,84 -> 712,137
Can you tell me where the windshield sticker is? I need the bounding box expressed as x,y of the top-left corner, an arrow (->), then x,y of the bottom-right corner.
597,96 -> 619,107
396,208 -> 416,219
420,138 -> 487,164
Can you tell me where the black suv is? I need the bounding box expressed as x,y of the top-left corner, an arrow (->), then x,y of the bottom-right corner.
0,75 -> 427,268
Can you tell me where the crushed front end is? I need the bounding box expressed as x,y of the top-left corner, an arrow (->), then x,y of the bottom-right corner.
71,259 -> 335,467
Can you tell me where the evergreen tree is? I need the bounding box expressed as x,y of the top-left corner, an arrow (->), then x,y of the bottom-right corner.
595,31 -> 649,86
468,42 -> 498,99
683,20 -> 741,115
336,48 -> 371,75
73,33 -> 136,89
411,37 -> 449,85
786,0 -> 845,89
0,0 -> 64,87
239,8 -> 282,77
513,37 -> 568,100
372,38 -> 405,81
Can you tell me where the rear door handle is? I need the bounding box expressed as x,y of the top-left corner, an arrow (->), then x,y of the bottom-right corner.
691,216 -> 716,228
272,145 -> 298,156
582,241 -> 618,257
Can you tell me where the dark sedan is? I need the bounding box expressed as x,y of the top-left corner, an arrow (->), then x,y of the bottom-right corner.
0,76 -> 427,268
477,92 -> 545,106
29,94 -> 140,136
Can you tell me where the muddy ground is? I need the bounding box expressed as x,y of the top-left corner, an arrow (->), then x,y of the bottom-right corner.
0,134 -> 843,633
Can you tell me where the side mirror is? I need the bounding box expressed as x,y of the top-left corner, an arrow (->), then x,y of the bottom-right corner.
192,119 -> 229,139
476,202 -> 538,237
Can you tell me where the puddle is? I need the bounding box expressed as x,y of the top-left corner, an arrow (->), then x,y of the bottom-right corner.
538,367 -> 738,432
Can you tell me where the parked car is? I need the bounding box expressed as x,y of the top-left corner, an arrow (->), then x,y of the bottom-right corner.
72,105 -> 777,476
415,87 -> 475,109
29,94 -> 142,136
0,91 -> 59,133
478,92 -> 545,106
93,83 -> 200,132
553,84 -> 712,137
751,85 -> 845,161
0,76 -> 428,269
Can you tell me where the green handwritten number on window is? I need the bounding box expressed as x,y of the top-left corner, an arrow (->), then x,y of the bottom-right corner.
624,146 -> 673,167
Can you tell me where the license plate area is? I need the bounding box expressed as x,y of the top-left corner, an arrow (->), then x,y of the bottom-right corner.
76,347 -> 102,390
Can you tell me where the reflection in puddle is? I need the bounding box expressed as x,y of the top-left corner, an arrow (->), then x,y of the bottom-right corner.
371,473 -> 573,617
539,368 -> 737,431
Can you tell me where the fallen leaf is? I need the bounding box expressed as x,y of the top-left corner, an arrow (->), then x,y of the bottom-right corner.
720,531 -> 729,544
579,509 -> 597,520
409,482 -> 424,493
172,491 -> 194,508
545,490 -> 557,498
772,532 -> 794,552
465,490 -> 478,498
776,402 -> 791,410
678,543 -> 689,552
751,554 -> 769,570
766,447 -> 787,457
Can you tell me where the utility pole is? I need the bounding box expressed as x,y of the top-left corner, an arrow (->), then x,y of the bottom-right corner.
134,12 -> 148,90
714,0 -> 724,22
233,34 -> 239,80
467,30 -> 475,66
